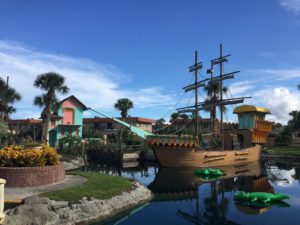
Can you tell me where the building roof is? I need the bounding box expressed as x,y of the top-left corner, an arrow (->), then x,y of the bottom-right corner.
233,105 -> 271,114
172,118 -> 219,124
8,119 -> 42,125
59,95 -> 88,110
83,117 -> 155,124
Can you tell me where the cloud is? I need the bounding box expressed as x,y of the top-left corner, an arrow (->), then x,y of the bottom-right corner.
279,0 -> 300,15
250,68 -> 300,81
227,80 -> 255,97
253,87 -> 300,124
0,40 -> 175,119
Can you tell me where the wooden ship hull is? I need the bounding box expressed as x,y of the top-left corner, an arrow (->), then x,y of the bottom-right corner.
147,114 -> 272,168
152,144 -> 261,168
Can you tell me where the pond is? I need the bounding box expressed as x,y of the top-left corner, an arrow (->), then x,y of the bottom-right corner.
83,159 -> 300,225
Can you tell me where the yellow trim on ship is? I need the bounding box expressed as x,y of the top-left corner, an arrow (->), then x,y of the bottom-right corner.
233,105 -> 271,114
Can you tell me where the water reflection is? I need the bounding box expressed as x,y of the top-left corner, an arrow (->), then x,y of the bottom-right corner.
86,159 -> 300,225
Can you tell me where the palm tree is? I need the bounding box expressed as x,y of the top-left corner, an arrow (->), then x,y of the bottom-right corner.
114,98 -> 134,119
33,72 -> 69,143
0,77 -> 21,121
170,112 -> 179,123
114,98 -> 134,145
180,113 -> 189,119
204,80 -> 228,131
34,93 -> 59,118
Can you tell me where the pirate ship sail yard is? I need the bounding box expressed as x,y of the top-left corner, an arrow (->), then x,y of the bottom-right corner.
91,44 -> 272,167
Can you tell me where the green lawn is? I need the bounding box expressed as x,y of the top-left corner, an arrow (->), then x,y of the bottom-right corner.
40,172 -> 133,202
266,146 -> 300,156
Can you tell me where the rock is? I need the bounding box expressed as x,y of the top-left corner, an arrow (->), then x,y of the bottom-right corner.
63,157 -> 86,171
4,203 -> 59,225
23,195 -> 51,205
50,201 -> 69,210
4,182 -> 153,225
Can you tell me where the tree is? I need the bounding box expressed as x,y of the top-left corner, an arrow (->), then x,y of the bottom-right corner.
180,113 -> 189,119
170,112 -> 179,122
0,77 -> 21,121
204,80 -> 228,131
154,118 -> 166,134
114,98 -> 134,145
114,98 -> 134,119
156,118 -> 166,126
288,111 -> 300,132
0,121 -> 8,144
33,72 -> 69,143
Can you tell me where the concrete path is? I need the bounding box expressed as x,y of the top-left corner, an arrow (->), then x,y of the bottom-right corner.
5,175 -> 87,201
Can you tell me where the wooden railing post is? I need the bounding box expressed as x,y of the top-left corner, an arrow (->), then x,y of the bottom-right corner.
0,178 -> 5,224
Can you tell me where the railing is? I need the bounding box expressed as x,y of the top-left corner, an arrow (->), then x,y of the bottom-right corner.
0,179 -> 5,224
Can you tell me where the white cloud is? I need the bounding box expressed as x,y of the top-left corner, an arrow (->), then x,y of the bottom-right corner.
250,68 -> 300,81
227,80 -> 255,96
279,0 -> 300,15
254,87 -> 300,124
0,40 -> 175,119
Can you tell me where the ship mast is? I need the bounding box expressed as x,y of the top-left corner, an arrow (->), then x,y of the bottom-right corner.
219,44 -> 224,148
178,44 -> 248,149
188,51 -> 203,138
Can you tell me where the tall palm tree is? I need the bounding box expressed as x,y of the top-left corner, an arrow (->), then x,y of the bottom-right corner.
114,98 -> 134,119
114,98 -> 134,145
204,80 -> 228,131
34,93 -> 59,119
0,77 -> 21,121
33,72 -> 69,143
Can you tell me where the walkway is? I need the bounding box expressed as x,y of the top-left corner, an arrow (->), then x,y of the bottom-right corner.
5,175 -> 87,202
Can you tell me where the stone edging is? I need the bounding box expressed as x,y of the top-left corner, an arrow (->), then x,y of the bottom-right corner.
3,182 -> 153,225
63,157 -> 86,171
0,163 -> 65,188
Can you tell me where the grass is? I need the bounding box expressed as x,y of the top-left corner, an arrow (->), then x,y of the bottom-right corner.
40,171 -> 133,202
266,145 -> 300,156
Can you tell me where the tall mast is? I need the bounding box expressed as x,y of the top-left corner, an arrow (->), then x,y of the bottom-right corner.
219,44 -> 224,149
194,51 -> 199,137
184,51 -> 203,137
208,61 -> 214,134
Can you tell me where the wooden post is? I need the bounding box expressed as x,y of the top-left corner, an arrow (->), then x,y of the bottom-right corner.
0,178 -> 5,224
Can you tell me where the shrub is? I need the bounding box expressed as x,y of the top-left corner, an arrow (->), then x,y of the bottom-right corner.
0,145 -> 61,167
24,141 -> 42,148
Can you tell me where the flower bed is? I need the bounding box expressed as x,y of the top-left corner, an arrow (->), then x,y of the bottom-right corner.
0,145 -> 65,187
0,145 -> 60,167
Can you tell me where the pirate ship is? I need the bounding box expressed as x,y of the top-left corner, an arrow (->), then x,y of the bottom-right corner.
91,44 -> 272,167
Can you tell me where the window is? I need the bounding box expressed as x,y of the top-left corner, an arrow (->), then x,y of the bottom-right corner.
107,123 -> 112,130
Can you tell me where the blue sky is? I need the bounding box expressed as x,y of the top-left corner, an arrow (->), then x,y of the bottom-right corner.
1,0 -> 300,124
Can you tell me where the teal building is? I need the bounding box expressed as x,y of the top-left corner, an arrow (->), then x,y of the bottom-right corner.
48,95 -> 88,147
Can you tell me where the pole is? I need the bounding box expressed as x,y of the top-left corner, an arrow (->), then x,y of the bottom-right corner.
6,76 -> 9,86
219,44 -> 224,149
210,61 -> 214,134
194,51 -> 199,138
